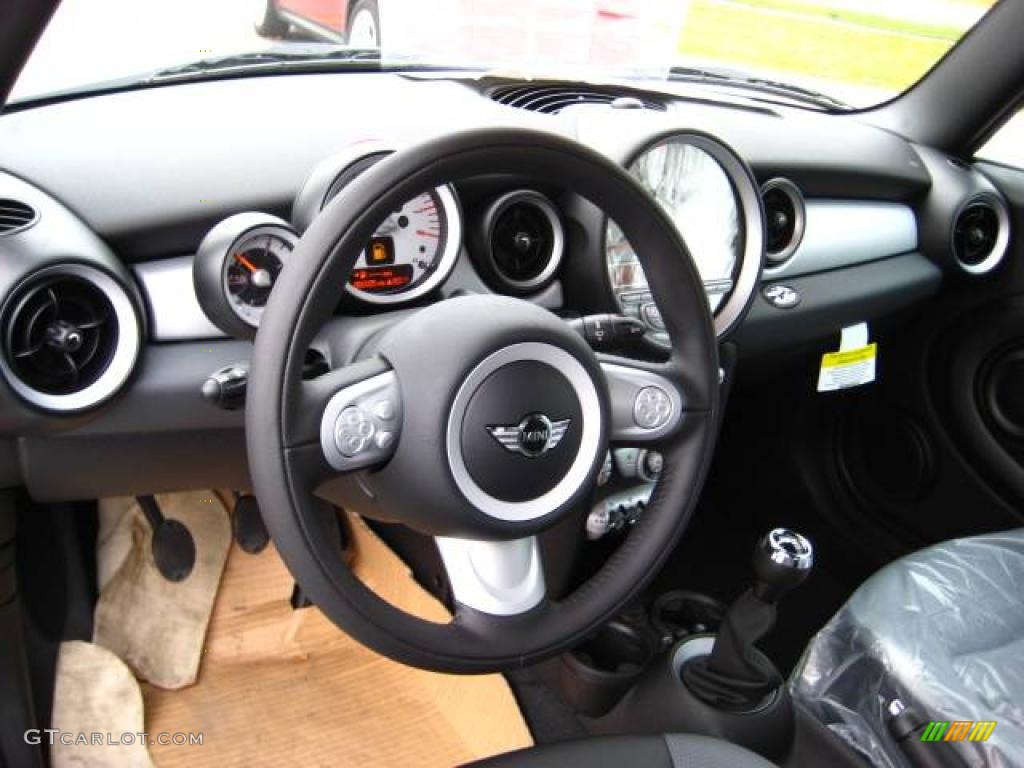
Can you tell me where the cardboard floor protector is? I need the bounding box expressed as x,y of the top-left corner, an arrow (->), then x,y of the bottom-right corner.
143,512 -> 533,767
51,640 -> 155,768
93,492 -> 232,690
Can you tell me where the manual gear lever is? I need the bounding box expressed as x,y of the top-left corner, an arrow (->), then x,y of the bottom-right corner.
682,528 -> 814,711
752,528 -> 814,601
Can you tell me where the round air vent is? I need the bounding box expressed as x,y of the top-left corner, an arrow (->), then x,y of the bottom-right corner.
952,196 -> 1009,275
0,264 -> 141,412
761,178 -> 804,264
0,199 -> 38,236
481,191 -> 564,293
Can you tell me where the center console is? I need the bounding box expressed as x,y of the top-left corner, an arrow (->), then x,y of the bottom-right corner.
552,528 -> 816,762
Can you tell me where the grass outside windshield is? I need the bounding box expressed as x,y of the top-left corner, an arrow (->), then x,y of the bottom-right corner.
677,0 -> 995,106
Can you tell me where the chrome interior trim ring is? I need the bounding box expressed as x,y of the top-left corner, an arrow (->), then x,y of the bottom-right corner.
345,183 -> 463,305
483,189 -> 565,292
0,263 -> 141,413
954,193 -> 1011,276
761,177 -> 806,265
446,342 -> 603,523
606,131 -> 764,340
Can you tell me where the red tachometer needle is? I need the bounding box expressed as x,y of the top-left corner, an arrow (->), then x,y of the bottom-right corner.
234,253 -> 259,273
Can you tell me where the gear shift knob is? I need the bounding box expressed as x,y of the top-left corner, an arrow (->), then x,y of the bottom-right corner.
752,528 -> 814,603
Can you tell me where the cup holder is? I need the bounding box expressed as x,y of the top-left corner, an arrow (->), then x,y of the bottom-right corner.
651,590 -> 726,645
558,620 -> 654,717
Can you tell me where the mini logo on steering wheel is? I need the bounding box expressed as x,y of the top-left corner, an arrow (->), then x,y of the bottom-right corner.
487,413 -> 570,458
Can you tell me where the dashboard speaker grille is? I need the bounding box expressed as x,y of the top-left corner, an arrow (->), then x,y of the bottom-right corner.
953,202 -> 999,267
3,274 -> 119,396
489,85 -> 667,114
0,198 -> 38,235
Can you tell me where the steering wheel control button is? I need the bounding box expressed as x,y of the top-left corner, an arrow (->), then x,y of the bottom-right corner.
320,371 -> 403,471
634,386 -> 672,429
337,433 -> 365,457
762,283 -> 801,309
602,363 -> 685,442
373,400 -> 396,421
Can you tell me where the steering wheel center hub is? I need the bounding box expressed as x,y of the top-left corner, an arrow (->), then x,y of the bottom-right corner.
449,342 -> 600,521
367,296 -> 607,536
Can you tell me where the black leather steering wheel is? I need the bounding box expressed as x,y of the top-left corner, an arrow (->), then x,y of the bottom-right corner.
246,128 -> 719,673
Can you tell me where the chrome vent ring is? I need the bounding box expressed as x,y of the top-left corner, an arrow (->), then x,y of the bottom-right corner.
952,195 -> 1009,275
1,264 -> 141,412
761,178 -> 805,265
482,191 -> 565,293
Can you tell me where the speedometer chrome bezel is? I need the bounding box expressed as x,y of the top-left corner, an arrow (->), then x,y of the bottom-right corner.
604,130 -> 764,341
292,143 -> 464,307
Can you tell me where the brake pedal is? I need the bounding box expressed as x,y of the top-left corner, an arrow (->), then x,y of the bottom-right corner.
232,493 -> 270,554
137,496 -> 196,583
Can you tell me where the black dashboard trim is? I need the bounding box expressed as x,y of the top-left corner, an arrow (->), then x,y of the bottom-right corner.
736,253 -> 942,356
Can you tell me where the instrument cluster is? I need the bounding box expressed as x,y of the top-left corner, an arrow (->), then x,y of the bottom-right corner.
193,133 -> 763,343
192,143 -> 566,338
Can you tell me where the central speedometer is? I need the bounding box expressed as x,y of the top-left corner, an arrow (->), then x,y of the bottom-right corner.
348,189 -> 451,301
604,133 -> 764,341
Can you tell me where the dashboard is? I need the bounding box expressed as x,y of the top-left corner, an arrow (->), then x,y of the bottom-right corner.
0,71 -> 1013,500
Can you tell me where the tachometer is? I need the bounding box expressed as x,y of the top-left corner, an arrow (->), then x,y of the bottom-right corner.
194,213 -> 298,339
292,145 -> 463,306
224,227 -> 293,326
347,187 -> 459,304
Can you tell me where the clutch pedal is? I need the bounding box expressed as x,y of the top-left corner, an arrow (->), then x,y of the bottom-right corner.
137,495 -> 196,583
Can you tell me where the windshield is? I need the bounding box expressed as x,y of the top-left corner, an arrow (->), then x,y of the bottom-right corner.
11,0 -> 996,108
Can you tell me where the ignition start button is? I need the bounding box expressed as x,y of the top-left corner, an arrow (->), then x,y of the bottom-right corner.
633,386 -> 672,429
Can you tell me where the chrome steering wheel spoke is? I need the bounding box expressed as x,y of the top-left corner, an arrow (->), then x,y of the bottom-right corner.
435,535 -> 547,616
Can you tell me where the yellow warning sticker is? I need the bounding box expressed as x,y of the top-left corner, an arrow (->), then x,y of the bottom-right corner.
818,343 -> 877,392
821,344 -> 878,368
